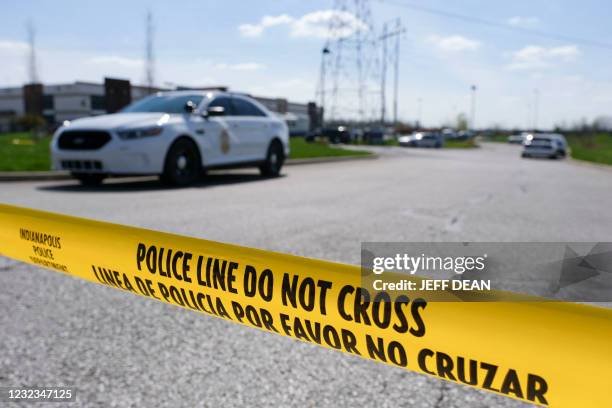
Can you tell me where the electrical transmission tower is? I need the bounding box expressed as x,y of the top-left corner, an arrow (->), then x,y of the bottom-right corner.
26,20 -> 39,84
316,0 -> 381,124
145,11 -> 155,93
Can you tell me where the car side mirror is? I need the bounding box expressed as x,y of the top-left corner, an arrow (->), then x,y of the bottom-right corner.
184,100 -> 197,114
204,106 -> 225,118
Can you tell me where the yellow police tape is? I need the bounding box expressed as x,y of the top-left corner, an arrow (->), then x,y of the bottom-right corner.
1,202 -> 611,407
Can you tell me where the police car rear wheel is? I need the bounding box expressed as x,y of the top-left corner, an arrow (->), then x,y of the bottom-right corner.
260,141 -> 284,177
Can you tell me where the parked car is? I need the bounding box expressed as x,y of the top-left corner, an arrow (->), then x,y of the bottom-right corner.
456,130 -> 473,140
322,126 -> 352,144
508,134 -> 524,144
350,128 -> 364,142
508,132 -> 530,144
51,91 -> 290,186
441,128 -> 457,139
363,128 -> 385,144
304,128 -> 321,142
521,133 -> 568,159
398,132 -> 443,148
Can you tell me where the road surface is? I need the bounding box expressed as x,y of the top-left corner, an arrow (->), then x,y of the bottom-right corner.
1,142 -> 611,407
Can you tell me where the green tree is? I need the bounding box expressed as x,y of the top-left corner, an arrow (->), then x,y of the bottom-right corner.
16,114 -> 46,139
456,113 -> 468,131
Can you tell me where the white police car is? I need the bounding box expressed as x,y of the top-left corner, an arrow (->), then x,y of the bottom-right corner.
51,91 -> 289,185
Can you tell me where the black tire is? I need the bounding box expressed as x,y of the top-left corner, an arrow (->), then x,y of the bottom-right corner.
161,138 -> 202,186
259,140 -> 284,177
73,173 -> 105,186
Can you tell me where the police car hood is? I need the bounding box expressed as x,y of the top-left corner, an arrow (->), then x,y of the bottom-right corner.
68,112 -> 167,130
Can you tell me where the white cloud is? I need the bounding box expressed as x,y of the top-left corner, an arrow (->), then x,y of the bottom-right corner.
86,55 -> 143,68
214,62 -> 265,71
507,45 -> 579,70
291,10 -> 368,39
507,16 -> 540,27
0,40 -> 29,52
238,24 -> 264,37
239,14 -> 294,37
238,10 -> 368,39
0,40 -> 29,59
427,35 -> 481,52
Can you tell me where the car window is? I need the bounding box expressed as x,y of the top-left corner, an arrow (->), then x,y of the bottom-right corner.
232,97 -> 267,117
122,94 -> 204,113
208,96 -> 235,115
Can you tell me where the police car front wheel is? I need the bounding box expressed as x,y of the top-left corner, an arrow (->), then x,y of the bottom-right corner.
161,138 -> 202,186
73,173 -> 106,186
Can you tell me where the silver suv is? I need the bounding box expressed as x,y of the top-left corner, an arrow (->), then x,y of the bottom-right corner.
522,133 -> 568,159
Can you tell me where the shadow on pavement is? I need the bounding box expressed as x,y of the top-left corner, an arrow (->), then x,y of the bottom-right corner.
37,172 -> 280,193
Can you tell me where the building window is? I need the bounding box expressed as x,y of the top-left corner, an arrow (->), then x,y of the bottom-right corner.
91,95 -> 105,110
42,94 -> 54,110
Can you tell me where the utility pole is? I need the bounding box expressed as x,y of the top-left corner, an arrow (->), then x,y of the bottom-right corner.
533,88 -> 539,131
380,22 -> 388,125
379,19 -> 405,127
26,20 -> 39,83
417,97 -> 423,128
317,46 -> 330,125
470,85 -> 477,132
145,10 -> 155,93
526,100 -> 532,132
392,18 -> 404,133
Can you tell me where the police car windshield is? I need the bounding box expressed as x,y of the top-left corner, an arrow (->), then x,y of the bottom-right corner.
122,94 -> 204,114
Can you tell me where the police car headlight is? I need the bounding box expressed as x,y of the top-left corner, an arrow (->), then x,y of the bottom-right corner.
117,126 -> 163,140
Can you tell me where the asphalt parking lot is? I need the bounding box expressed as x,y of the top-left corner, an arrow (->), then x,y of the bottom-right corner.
1,142 -> 611,407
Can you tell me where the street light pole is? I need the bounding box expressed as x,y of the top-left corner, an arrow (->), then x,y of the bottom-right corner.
380,23 -> 388,126
417,97 -> 423,128
392,18 -> 403,134
533,88 -> 539,132
470,85 -> 477,132
318,46 -> 330,128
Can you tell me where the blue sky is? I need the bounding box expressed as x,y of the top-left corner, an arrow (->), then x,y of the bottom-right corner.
1,0 -> 611,128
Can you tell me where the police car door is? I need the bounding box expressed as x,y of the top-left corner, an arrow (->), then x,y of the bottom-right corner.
204,96 -> 245,165
231,96 -> 268,161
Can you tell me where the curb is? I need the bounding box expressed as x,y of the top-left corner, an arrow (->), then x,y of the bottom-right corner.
0,154 -> 378,181
285,153 -> 377,166
0,171 -> 72,182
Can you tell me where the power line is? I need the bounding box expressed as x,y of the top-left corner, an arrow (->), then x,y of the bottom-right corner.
377,0 -> 612,51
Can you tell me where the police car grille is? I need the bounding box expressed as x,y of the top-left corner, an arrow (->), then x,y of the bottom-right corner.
58,131 -> 111,150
